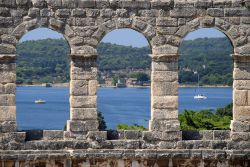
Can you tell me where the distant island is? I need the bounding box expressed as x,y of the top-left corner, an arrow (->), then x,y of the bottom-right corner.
16,37 -> 233,86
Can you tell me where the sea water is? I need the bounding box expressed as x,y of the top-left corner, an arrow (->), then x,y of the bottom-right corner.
16,86 -> 232,130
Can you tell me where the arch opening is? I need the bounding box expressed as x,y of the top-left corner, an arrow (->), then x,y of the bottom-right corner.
16,28 -> 70,130
96,28 -> 152,131
178,28 -> 234,131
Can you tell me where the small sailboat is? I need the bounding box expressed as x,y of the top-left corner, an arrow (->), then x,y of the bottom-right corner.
34,99 -> 46,104
194,73 -> 207,100
194,94 -> 207,100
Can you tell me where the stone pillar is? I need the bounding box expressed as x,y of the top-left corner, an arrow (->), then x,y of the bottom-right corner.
150,54 -> 180,133
67,54 -> 98,136
231,55 -> 250,137
0,54 -> 16,133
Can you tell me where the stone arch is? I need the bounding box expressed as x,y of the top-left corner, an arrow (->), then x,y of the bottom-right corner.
93,18 -> 156,49
11,18 -> 73,50
176,17 -> 237,52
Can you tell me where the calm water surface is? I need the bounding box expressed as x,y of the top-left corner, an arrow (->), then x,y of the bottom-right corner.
16,87 -> 232,130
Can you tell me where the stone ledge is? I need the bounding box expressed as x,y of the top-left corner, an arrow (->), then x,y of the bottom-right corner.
0,149 -> 249,160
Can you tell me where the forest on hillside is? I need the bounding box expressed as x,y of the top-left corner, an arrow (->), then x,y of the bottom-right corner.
16,37 -> 233,85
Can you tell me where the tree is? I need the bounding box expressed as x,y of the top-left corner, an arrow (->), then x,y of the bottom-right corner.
130,72 -> 149,81
98,111 -> 107,131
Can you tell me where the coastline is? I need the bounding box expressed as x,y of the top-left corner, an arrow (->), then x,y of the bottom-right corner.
17,83 -> 232,88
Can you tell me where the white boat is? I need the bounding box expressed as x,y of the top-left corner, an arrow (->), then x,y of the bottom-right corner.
194,94 -> 207,100
194,73 -> 207,100
35,99 -> 46,104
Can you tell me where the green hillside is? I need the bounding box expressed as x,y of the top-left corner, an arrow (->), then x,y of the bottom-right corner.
16,37 -> 233,85
179,37 -> 233,86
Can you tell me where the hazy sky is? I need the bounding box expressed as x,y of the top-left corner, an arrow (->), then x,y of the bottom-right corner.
20,28 -> 226,47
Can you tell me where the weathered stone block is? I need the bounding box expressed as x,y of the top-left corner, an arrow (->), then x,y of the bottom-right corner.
152,109 -> 178,120
0,7 -> 10,17
31,0 -> 46,8
215,18 -> 230,31
71,9 -> 86,17
0,44 -> 15,54
227,140 -> 250,150
96,0 -> 110,8
0,83 -> 15,94
86,9 -> 100,17
152,81 -> 178,96
0,95 -> 15,106
77,0 -> 95,8
62,0 -> 77,8
237,44 -> 250,55
225,8 -> 250,17
234,67 -> 250,80
46,0 -> 62,8
87,131 -> 107,141
152,96 -> 178,109
150,119 -> 180,132
233,105 -> 250,122
142,131 -> 162,141
170,8 -> 197,18
0,106 -> 16,121
156,18 -> 178,27
28,8 -> 40,18
68,120 -> 98,132
71,45 -> 97,55
116,18 -> 133,28
0,132 -> 25,143
153,45 -> 178,55
55,9 -> 70,17
200,17 -> 215,27
0,121 -> 16,132
213,130 -> 230,140
152,71 -> 178,82
0,0 -> 16,7
152,61 -> 178,71
234,90 -> 247,106
231,120 -> 250,132
196,0 -> 212,8
70,96 -> 96,108
213,0 -> 232,7
119,0 -> 151,9
151,0 -> 174,9
16,0 -> 30,6
157,27 -> 178,35
0,71 -> 16,84
231,132 -> 250,141
70,80 -> 88,96
74,17 -> 95,27
49,18 -> 64,30
71,67 -> 97,80
233,80 -> 250,90
158,141 -> 177,149
70,108 -> 97,120
43,130 -> 64,140
118,130 -> 142,140
132,19 -> 147,31
151,36 -> 166,46
1,35 -> 17,45
241,17 -> 250,24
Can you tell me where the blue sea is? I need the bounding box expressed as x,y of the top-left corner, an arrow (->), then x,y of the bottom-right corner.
16,87 -> 232,130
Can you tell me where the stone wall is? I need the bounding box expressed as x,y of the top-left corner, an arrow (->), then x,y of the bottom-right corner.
0,0 -> 250,166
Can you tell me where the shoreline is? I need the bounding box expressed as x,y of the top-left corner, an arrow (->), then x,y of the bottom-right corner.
17,83 -> 232,88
